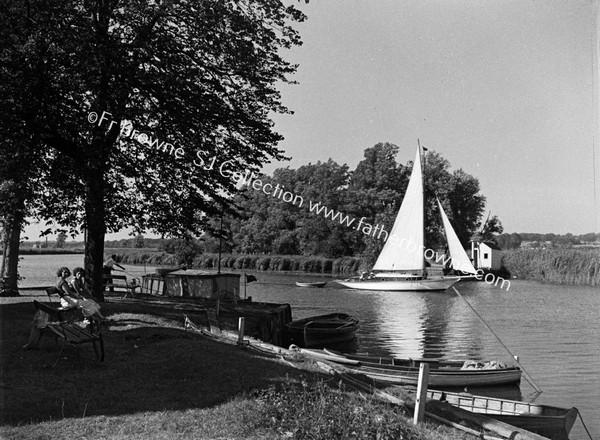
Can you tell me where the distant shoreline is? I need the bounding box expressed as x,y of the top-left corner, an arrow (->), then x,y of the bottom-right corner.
12,249 -> 84,255
13,247 -> 600,287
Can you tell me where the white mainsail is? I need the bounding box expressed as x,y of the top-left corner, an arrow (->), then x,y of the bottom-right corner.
372,147 -> 424,272
437,197 -> 477,275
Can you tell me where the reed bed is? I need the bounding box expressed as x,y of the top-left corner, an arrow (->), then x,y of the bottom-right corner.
502,248 -> 600,286
110,250 -> 365,276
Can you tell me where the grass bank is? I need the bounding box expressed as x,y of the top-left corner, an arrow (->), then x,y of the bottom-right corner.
502,248 -> 600,286
0,293 -> 465,440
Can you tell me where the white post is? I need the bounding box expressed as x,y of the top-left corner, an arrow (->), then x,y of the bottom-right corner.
413,363 -> 429,425
237,317 -> 245,345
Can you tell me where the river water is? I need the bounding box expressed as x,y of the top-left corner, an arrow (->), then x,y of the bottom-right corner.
18,254 -> 600,439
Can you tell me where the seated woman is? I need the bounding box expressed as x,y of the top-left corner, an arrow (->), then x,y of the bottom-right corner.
56,266 -> 80,309
22,267 -> 104,350
69,267 -> 106,323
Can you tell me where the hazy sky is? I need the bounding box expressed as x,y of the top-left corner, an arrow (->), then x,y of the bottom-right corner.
268,0 -> 599,235
24,0 -> 599,241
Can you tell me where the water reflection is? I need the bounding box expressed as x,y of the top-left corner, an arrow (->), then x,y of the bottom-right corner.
354,288 -> 488,362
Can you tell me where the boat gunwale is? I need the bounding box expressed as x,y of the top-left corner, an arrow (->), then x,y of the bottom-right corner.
425,389 -> 578,440
324,350 -> 519,375
358,363 -> 522,377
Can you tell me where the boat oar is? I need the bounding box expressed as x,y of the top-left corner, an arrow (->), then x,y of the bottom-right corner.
451,287 -> 543,395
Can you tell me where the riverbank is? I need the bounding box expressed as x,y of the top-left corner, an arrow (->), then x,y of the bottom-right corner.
112,247 -> 600,287
13,245 -> 600,287
0,292 -> 465,440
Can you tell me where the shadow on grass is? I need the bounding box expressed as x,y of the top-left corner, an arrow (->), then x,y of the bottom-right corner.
0,300 -> 321,426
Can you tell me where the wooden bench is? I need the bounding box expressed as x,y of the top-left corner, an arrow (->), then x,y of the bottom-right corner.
103,274 -> 139,299
33,300 -> 104,367
45,286 -> 81,316
45,286 -> 63,302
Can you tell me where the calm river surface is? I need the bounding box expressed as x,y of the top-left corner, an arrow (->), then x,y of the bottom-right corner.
19,254 -> 600,439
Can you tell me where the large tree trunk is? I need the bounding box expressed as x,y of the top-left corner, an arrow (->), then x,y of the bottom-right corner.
0,226 -> 8,281
1,202 -> 24,297
84,169 -> 106,303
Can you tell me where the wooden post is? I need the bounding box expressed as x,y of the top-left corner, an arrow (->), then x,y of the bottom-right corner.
237,317 -> 245,345
413,363 -> 429,425
216,299 -> 220,315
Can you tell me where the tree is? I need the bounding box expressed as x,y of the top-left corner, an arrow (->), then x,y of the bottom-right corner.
294,160 -> 351,256
2,1 -> 305,300
0,181 -> 25,296
134,234 -> 145,249
345,143 -> 408,255
580,232 -> 597,244
442,169 -> 486,248
497,232 -> 522,250
478,215 -> 503,245
55,232 -> 67,249
0,3 -> 52,295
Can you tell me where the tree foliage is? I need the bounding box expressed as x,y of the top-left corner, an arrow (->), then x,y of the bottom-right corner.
1,0 -> 305,299
219,144 -> 490,261
497,233 -> 522,250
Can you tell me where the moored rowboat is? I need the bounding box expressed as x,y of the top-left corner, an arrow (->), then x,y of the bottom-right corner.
285,313 -> 359,348
427,389 -> 578,440
317,349 -> 522,388
295,281 -> 328,288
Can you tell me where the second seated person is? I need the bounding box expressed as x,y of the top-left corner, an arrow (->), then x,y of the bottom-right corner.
69,267 -> 107,324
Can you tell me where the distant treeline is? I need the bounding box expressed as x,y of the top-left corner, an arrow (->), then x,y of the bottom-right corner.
502,248 -> 600,286
16,248 -> 84,255
497,232 -> 599,250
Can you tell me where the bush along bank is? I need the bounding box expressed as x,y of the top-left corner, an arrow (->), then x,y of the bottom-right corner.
502,248 -> 600,286
111,250 -> 367,276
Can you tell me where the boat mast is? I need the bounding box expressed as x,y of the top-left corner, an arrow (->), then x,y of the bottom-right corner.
417,139 -> 426,277
592,0 -> 600,233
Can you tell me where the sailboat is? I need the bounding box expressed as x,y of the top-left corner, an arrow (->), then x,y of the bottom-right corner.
334,145 -> 477,291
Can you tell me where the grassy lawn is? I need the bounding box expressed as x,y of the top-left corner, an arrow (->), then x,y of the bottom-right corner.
0,292 -> 467,440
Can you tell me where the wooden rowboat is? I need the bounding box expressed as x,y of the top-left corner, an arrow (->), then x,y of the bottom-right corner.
295,281 -> 328,288
318,349 -> 522,388
427,389 -> 578,440
285,313 -> 359,348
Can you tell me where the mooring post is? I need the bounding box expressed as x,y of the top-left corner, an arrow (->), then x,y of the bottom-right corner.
237,317 -> 245,345
413,363 -> 429,425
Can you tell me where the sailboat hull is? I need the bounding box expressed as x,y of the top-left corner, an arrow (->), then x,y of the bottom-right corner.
333,277 -> 464,291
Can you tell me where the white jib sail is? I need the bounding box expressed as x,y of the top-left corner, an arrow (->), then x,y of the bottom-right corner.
437,197 -> 477,275
373,146 -> 425,272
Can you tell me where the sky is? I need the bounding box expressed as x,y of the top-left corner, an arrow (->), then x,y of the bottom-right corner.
23,0 -> 600,242
267,0 -> 599,236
